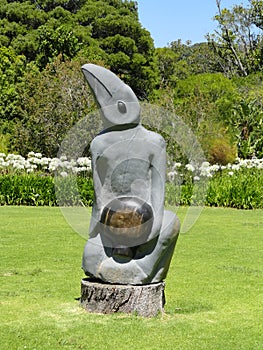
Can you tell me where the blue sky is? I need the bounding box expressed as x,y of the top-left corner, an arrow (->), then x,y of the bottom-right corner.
137,0 -> 250,47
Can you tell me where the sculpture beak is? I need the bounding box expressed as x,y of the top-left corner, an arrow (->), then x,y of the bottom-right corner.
81,64 -> 116,109
81,63 -> 140,126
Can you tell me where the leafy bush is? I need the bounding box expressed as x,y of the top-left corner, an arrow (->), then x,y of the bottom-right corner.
0,174 -> 56,206
206,167 -> 263,209
55,175 -> 93,206
166,158 -> 263,209
0,152 -> 262,209
230,99 -> 263,159
0,174 -> 93,206
207,137 -> 237,165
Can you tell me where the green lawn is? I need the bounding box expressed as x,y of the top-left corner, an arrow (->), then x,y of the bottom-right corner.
1,206 -> 262,349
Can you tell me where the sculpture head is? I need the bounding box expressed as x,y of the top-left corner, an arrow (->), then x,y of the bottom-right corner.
82,64 -> 141,129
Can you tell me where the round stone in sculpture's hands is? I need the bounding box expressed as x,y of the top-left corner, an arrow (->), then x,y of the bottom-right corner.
100,197 -> 153,241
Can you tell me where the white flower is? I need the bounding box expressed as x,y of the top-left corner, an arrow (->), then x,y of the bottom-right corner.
194,176 -> 200,181
200,161 -> 210,168
60,171 -> 68,177
63,161 -> 72,169
172,162 -> 182,169
77,157 -> 91,167
72,167 -> 79,174
167,171 -> 176,182
231,164 -> 240,171
48,158 -> 61,171
29,157 -> 42,165
35,152 -> 42,158
185,164 -> 195,172
14,162 -> 25,170
200,168 -> 211,177
210,164 -> 220,172
6,154 -> 25,162
27,151 -> 35,158
238,159 -> 246,167
39,157 -> 51,168
79,166 -> 89,173
228,171 -> 234,176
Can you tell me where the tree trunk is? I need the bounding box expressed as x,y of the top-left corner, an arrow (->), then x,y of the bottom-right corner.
80,278 -> 165,317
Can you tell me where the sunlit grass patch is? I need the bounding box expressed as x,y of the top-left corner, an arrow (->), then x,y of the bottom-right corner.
0,206 -> 262,349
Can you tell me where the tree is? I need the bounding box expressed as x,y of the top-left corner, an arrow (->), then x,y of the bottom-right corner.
155,47 -> 179,88
250,0 -> 263,29
0,0 -> 158,98
37,24 -> 82,67
0,47 -> 26,123
155,40 -> 223,88
0,47 -> 27,151
207,0 -> 263,77
11,57 -> 98,157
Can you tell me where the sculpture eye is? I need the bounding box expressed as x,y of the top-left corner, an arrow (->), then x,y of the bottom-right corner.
117,101 -> 127,114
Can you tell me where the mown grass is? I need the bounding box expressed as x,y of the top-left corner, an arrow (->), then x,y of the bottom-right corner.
0,206 -> 262,349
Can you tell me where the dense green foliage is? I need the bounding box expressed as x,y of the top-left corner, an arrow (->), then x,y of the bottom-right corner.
12,58 -> 96,157
206,167 -> 263,208
0,0 -> 262,162
155,70 -> 263,161
0,0 -> 159,156
0,174 -> 93,206
166,166 -> 263,209
0,0 -> 157,98
1,206 -> 262,349
207,0 -> 263,77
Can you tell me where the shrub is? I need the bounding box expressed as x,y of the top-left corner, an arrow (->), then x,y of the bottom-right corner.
0,174 -> 93,206
208,137 -> 237,165
166,158 -> 263,209
0,152 -> 262,209
0,174 -> 56,206
206,167 -> 263,209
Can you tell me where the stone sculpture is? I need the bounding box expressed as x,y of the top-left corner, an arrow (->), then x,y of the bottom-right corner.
81,64 -> 180,285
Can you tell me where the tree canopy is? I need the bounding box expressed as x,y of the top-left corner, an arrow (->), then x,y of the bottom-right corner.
206,0 -> 263,77
0,0 -> 157,98
0,0 -> 262,160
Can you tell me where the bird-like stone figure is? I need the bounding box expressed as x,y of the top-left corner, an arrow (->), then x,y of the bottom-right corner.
82,63 -> 180,285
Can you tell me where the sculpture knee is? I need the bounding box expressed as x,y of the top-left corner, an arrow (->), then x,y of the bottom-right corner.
161,210 -> 180,241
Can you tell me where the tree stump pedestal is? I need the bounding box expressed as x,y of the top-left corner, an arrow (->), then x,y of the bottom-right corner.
80,278 -> 165,317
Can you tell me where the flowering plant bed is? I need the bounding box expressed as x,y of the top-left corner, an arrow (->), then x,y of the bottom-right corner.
0,152 -> 262,208
166,157 -> 263,209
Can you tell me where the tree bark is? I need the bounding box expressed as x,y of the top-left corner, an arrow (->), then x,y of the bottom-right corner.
80,278 -> 165,317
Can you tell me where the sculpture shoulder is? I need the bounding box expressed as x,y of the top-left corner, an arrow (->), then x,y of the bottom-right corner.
138,126 -> 166,149
90,125 -> 165,155
90,133 -> 109,155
